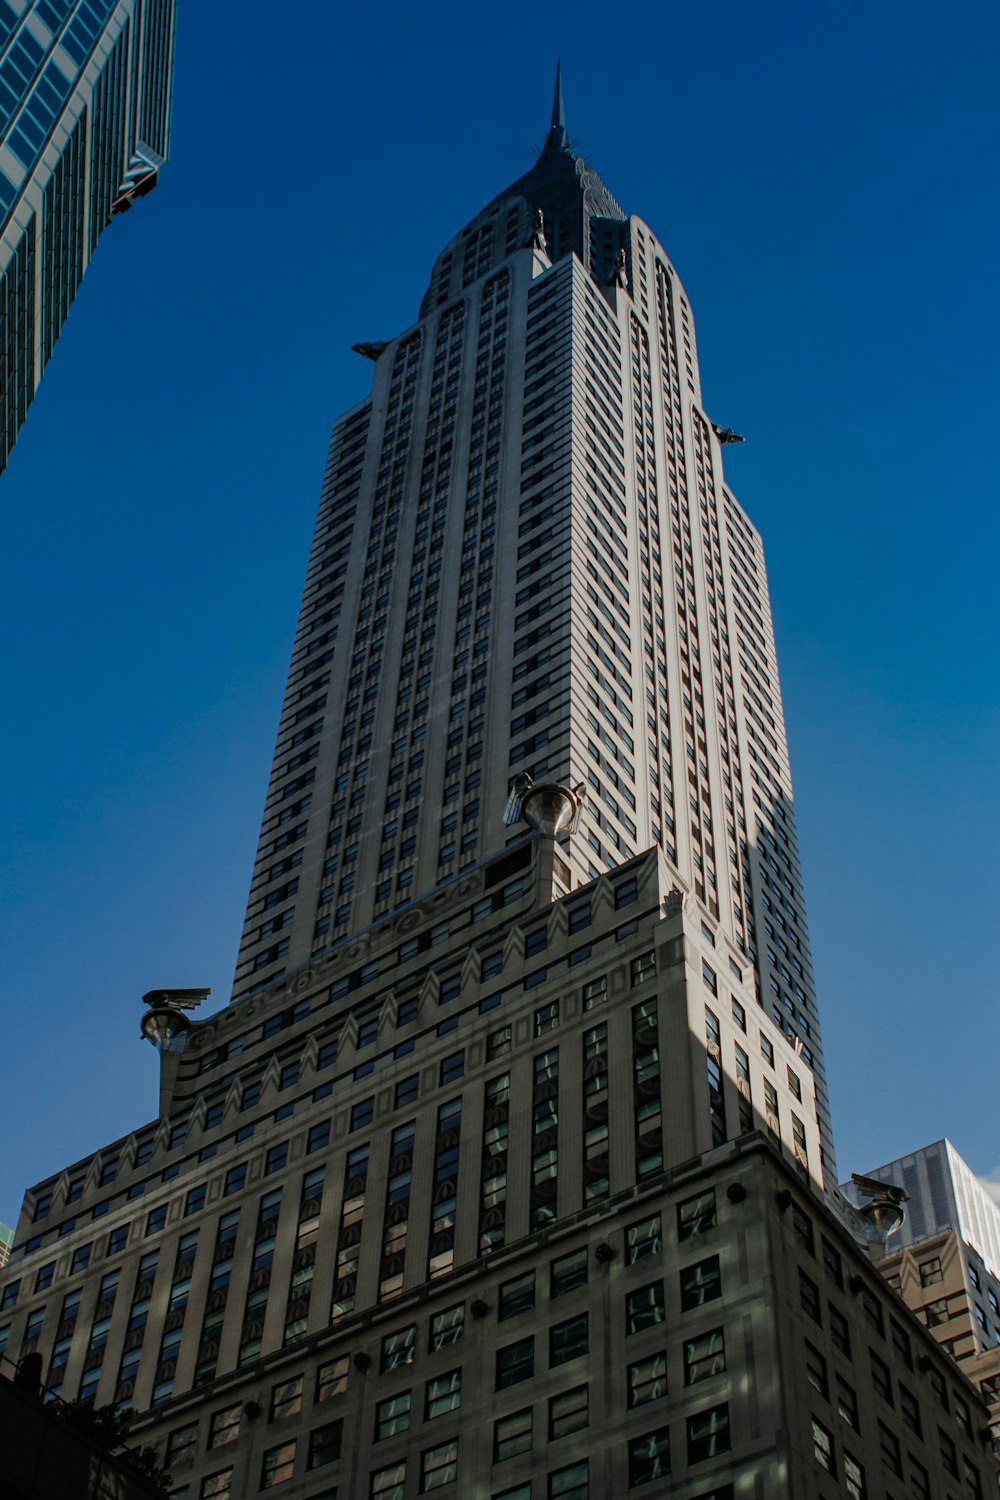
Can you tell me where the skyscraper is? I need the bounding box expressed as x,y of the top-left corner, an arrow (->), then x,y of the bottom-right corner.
1,73 -> 996,1500
0,0 -> 177,475
232,68 -> 835,1190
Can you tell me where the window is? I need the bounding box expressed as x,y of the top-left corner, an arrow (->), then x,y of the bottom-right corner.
166,1423 -> 198,1466
308,1121 -> 331,1153
550,1313 -> 588,1366
681,1256 -> 721,1311
877,1422 -> 901,1477
146,1206 -> 167,1235
791,1202 -> 814,1254
308,1421 -> 343,1468
430,1303 -> 464,1350
35,1263 -> 55,1292
201,1471 -> 233,1499
627,1214 -> 661,1263
631,951 -> 656,985
798,1269 -> 821,1324
261,1440 -> 296,1488
381,1324 -> 416,1372
316,1355 -> 348,1402
677,1190 -> 716,1240
108,1223 -> 129,1255
426,1369 -> 461,1419
836,1378 -> 859,1430
209,1405 -> 242,1448
352,1098 -> 375,1131
421,1439 -> 458,1490
536,1050 -> 560,1086
550,1248 -> 587,1297
224,1164 -> 247,1196
500,1272 -> 535,1320
487,1025 -> 512,1058
684,1327 -> 726,1385
628,1428 -> 670,1486
626,1282 -> 665,1334
549,1384 -> 587,1440
375,1391 -> 411,1440
899,1382 -> 922,1435
496,1337 -> 534,1388
804,1341 -> 828,1398
395,1074 -> 419,1107
811,1417 -> 834,1474
909,1458 -> 930,1500
439,1050 -> 465,1084
938,1428 -> 958,1477
266,1143 -> 288,1174
686,1403 -> 731,1463
919,1256 -> 943,1287
548,1460 -> 588,1499
71,1244 -> 92,1273
628,1352 -> 666,1407
495,1407 -> 532,1462
534,1001 -> 559,1036
843,1453 -> 867,1500
185,1184 -> 206,1217
271,1376 -> 303,1421
870,1350 -> 892,1404
822,1236 -> 843,1289
829,1304 -> 851,1357
371,1462 -> 406,1500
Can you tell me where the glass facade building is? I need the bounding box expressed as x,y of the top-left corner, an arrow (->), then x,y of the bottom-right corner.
0,0 -> 176,474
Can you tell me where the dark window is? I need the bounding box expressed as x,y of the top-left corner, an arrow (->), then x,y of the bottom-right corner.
681,1256 -> 721,1311
684,1327 -> 726,1385
677,1190 -> 716,1240
550,1249 -> 587,1298
626,1214 -> 661,1262
626,1282 -> 666,1334
308,1420 -> 343,1468
628,1428 -> 670,1486
798,1269 -> 821,1324
549,1385 -> 588,1440
496,1337 -> 534,1388
686,1403 -> 731,1464
499,1272 -> 535,1321
627,1352 -> 667,1407
265,1143 -> 288,1174
494,1408 -> 532,1463
550,1313 -> 588,1366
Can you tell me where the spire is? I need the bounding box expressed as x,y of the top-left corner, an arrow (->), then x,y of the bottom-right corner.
549,59 -> 569,150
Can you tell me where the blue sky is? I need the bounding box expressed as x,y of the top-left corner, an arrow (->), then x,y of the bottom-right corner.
1,0 -> 998,1224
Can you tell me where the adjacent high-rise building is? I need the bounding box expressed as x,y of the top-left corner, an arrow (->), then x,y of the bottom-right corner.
2,74 -> 996,1500
0,0 -> 177,475
844,1139 -> 1000,1451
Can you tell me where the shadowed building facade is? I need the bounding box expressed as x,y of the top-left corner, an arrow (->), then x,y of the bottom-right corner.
0,0 -> 176,475
1,74 -> 997,1500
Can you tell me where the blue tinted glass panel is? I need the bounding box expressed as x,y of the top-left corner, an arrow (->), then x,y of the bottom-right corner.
0,29 -> 46,132
6,58 -> 70,166
0,1 -> 20,47
34,1 -> 76,31
60,0 -> 114,66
